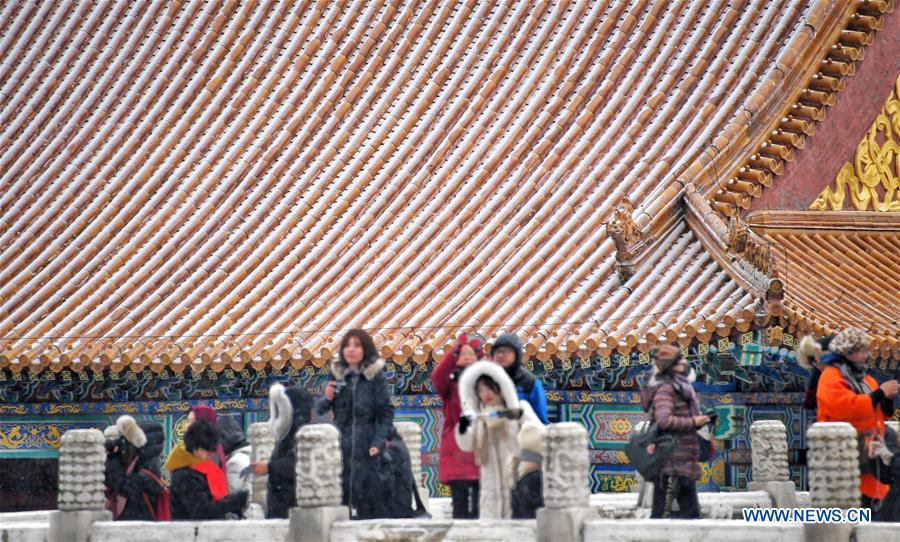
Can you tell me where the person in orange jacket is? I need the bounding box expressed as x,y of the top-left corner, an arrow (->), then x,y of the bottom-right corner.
816,328 -> 899,507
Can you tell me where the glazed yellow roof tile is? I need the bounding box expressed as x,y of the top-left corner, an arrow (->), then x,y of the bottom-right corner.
0,0 -> 888,372
749,211 -> 900,359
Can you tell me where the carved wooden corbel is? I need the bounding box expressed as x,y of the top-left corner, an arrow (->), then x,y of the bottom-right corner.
606,198 -> 643,283
726,214 -> 750,254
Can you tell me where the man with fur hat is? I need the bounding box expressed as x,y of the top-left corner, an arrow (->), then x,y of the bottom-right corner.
490,332 -> 549,424
816,327 -> 899,507
455,360 -> 543,519
250,383 -> 313,518
104,416 -> 166,521
640,344 -> 711,519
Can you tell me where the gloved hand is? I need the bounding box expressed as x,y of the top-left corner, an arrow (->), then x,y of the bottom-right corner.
458,411 -> 476,434
225,489 -> 250,518
870,438 -> 894,466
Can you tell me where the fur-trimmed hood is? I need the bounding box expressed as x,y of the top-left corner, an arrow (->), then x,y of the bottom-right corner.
269,383 -> 313,444
104,425 -> 121,441
330,356 -> 386,382
458,360 -> 520,413
116,415 -> 147,448
640,365 -> 697,412
797,335 -> 834,370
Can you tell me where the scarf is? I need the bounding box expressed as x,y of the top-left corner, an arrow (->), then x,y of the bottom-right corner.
645,367 -> 701,416
191,460 -> 228,501
835,360 -> 872,395
671,369 -> 702,417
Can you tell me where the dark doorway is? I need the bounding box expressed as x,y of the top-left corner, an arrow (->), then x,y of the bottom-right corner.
0,458 -> 58,512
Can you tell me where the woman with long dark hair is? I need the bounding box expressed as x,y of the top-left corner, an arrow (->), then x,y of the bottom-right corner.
315,329 -> 404,519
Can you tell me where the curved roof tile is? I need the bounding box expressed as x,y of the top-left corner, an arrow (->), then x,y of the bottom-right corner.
0,0 -> 886,372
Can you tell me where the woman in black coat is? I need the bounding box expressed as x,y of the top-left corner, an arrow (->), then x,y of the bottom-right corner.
256,382 -> 313,518
167,420 -> 248,520
315,329 -> 397,519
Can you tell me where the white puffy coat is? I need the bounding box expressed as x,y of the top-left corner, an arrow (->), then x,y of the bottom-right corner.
454,361 -> 543,519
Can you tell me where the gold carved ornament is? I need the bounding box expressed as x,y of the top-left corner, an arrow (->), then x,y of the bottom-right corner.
811,74 -> 900,211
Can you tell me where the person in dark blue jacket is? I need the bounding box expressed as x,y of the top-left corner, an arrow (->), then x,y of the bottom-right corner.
490,333 -> 548,424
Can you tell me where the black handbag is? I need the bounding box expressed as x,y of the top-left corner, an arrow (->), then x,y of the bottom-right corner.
624,423 -> 675,480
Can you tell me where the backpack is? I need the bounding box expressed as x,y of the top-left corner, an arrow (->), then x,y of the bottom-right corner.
140,469 -> 171,521
625,394 -> 676,481
624,422 -> 675,480
371,438 -> 430,519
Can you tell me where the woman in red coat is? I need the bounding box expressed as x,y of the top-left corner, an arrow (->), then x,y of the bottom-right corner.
816,328 -> 899,507
431,333 -> 484,519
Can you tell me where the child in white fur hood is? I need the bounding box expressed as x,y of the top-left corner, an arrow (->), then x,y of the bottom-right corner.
455,360 -> 545,519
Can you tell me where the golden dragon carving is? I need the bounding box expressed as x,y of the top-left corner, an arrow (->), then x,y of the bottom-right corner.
811,74 -> 900,211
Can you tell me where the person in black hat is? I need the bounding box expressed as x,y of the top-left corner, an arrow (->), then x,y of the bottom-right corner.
489,333 -> 548,424
104,416 -> 166,521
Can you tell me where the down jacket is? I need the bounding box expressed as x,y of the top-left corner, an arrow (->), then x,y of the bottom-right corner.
315,356 -> 396,519
104,419 -> 166,521
431,347 -> 480,483
266,383 -> 313,519
816,355 -> 894,500
455,361 -> 543,519
640,368 -> 702,480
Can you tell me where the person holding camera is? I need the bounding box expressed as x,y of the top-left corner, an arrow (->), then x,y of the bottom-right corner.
104,415 -> 167,521
315,329 -> 399,519
454,360 -> 544,519
431,333 -> 483,518
167,419 -> 248,520
640,344 -> 710,519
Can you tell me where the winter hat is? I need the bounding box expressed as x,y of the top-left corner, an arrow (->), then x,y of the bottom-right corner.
652,344 -> 682,373
517,421 -> 545,456
830,328 -> 870,357
190,405 -> 218,425
116,415 -> 147,448
491,333 -> 523,366
456,333 -> 486,358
